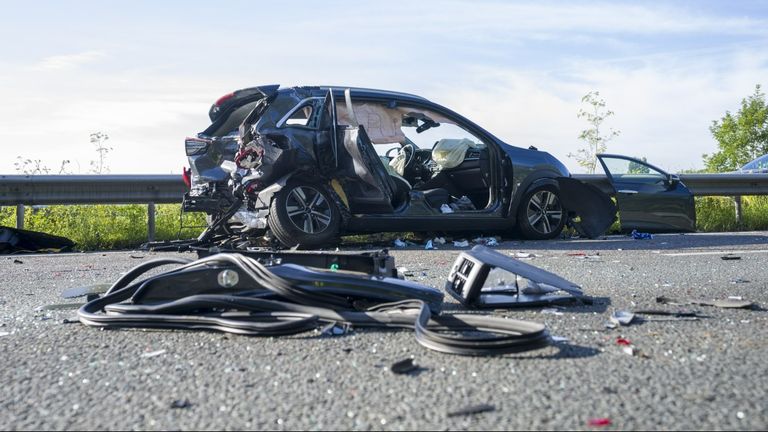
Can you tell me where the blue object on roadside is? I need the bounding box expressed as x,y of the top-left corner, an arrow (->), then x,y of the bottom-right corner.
630,229 -> 653,240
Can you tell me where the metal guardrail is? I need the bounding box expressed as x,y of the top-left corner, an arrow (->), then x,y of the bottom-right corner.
572,173 -> 768,196
2,173 -> 768,239
0,175 -> 186,242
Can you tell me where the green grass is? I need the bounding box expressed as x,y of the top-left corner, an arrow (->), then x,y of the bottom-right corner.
2,197 -> 767,251
0,204 -> 205,250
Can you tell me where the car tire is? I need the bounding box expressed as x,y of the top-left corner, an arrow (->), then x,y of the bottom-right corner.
517,184 -> 565,240
268,180 -> 341,248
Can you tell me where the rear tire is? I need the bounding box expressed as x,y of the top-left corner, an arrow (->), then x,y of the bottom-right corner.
268,180 -> 341,248
517,184 -> 565,240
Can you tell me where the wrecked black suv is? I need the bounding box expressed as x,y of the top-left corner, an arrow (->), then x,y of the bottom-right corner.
183,85 -> 614,248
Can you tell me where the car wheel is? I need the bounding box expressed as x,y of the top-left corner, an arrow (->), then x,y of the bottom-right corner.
268,180 -> 341,248
517,184 -> 565,240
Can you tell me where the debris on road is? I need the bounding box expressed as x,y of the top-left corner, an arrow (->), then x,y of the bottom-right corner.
141,349 -> 167,358
390,358 -> 420,375
587,418 -> 612,427
514,252 -> 536,259
320,322 -> 350,336
609,310 -> 636,326
453,240 -> 469,248
656,296 -> 755,309
446,246 -> 589,308
630,229 -> 653,240
13,259 -> 23,264
432,237 -> 446,245
393,239 -> 407,248
721,255 -> 741,260
447,403 -> 496,417
170,399 -> 192,409
473,236 -> 499,247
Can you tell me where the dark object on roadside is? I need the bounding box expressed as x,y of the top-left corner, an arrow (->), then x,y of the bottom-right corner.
13,259 -> 23,264
181,85 -> 616,249
0,226 -> 75,254
447,403 -> 496,417
170,399 -> 192,409
721,255 -> 741,260
630,229 -> 653,240
75,253 -> 552,356
656,296 -> 754,309
390,358 -> 420,375
446,245 -> 589,308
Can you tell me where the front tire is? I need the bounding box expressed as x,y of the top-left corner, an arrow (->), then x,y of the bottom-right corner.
517,184 -> 565,240
268,180 -> 341,248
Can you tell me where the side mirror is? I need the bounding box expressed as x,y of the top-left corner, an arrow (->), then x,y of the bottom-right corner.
665,174 -> 680,189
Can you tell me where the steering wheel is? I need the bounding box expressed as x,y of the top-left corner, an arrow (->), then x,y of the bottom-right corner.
386,144 -> 416,170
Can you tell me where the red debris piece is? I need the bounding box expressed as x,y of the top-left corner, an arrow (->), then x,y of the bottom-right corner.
588,418 -> 612,427
616,337 -> 632,346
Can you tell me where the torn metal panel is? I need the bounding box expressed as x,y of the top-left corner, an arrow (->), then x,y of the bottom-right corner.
557,176 -> 617,238
0,226 -> 75,254
445,245 -> 588,308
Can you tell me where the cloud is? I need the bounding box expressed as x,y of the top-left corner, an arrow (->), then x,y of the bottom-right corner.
32,50 -> 106,71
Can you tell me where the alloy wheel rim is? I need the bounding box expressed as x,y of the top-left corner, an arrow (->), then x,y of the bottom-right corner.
285,186 -> 332,234
526,190 -> 563,234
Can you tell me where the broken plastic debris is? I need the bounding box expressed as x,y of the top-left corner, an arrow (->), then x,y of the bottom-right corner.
170,399 -> 192,409
609,310 -> 635,326
397,267 -> 413,277
329,263 -> 339,272
541,308 -> 564,316
551,335 -> 569,343
393,239 -> 407,248
730,278 -> 750,284
141,349 -> 166,358
13,259 -> 23,264
432,237 -> 446,245
473,236 -> 499,247
515,252 -> 535,259
320,322 -> 350,336
424,240 -> 436,250
587,418 -> 612,427
447,403 -> 496,417
630,229 -> 653,240
616,337 -> 632,346
453,240 -> 469,248
390,358 -> 420,375
440,204 -> 454,214
721,255 -> 741,260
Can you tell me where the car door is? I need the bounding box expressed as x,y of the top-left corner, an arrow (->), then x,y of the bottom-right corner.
597,154 -> 696,232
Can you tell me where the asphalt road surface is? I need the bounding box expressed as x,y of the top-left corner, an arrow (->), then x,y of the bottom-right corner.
2,232 -> 767,430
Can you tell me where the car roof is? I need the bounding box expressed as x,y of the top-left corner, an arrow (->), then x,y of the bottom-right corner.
294,85 -> 430,103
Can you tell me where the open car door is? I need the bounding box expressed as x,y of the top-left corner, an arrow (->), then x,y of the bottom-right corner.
597,154 -> 696,232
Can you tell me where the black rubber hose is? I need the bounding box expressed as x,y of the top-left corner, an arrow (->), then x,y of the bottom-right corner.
78,254 -> 551,356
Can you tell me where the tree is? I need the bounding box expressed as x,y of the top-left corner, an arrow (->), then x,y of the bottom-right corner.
704,85 -> 768,172
569,91 -> 621,173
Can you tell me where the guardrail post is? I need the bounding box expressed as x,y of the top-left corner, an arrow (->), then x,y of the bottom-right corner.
147,202 -> 156,242
16,204 -> 25,230
734,196 -> 743,227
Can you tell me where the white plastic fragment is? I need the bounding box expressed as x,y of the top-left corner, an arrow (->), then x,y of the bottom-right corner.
393,239 -> 407,248
432,237 -> 446,245
453,240 -> 469,248
610,310 -> 636,326
424,240 -> 436,250
515,252 -> 535,259
540,308 -> 564,316
141,349 -> 166,358
440,204 -> 454,214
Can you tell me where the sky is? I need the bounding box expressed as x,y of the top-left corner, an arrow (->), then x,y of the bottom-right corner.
1,0 -> 767,175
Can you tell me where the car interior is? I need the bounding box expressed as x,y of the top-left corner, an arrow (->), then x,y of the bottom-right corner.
334,97 -> 492,215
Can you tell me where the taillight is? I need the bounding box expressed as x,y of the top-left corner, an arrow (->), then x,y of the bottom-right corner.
214,92 -> 235,106
182,167 -> 191,189
185,137 -> 210,156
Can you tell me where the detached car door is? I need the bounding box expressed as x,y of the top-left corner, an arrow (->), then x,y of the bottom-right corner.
597,154 -> 696,232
